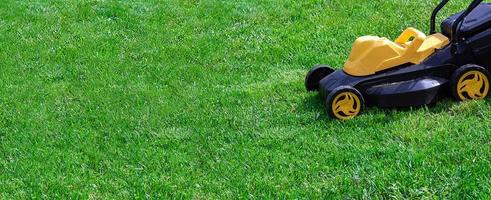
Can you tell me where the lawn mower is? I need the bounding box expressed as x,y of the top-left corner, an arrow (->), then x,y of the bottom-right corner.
305,0 -> 491,120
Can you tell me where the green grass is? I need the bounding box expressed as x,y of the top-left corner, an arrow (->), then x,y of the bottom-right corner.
1,0 -> 490,198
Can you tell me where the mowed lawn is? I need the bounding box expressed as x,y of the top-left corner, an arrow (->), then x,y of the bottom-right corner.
0,0 -> 490,198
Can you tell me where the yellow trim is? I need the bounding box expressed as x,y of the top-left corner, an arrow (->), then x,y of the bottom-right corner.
343,28 -> 450,76
331,92 -> 361,120
457,71 -> 490,100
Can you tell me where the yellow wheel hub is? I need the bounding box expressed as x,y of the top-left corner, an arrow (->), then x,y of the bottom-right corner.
457,71 -> 490,100
331,92 -> 361,120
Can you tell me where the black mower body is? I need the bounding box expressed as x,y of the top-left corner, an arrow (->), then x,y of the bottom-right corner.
315,1 -> 491,108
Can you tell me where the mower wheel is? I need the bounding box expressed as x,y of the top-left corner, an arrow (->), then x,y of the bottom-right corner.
326,86 -> 365,120
450,64 -> 491,101
305,65 -> 334,91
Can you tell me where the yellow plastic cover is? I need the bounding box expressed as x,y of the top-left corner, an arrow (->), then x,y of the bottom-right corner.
343,28 -> 450,77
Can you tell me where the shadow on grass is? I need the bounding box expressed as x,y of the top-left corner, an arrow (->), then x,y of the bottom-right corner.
300,93 -> 325,113
300,93 -> 491,122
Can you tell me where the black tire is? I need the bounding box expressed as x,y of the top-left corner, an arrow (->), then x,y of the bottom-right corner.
326,86 -> 365,120
305,65 -> 334,91
450,64 -> 491,101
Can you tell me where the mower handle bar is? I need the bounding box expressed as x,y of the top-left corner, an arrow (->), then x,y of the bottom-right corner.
430,0 -> 484,43
429,0 -> 450,35
452,0 -> 484,43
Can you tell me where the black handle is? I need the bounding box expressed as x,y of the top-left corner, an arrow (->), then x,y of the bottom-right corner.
452,0 -> 484,43
430,0 -> 450,35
